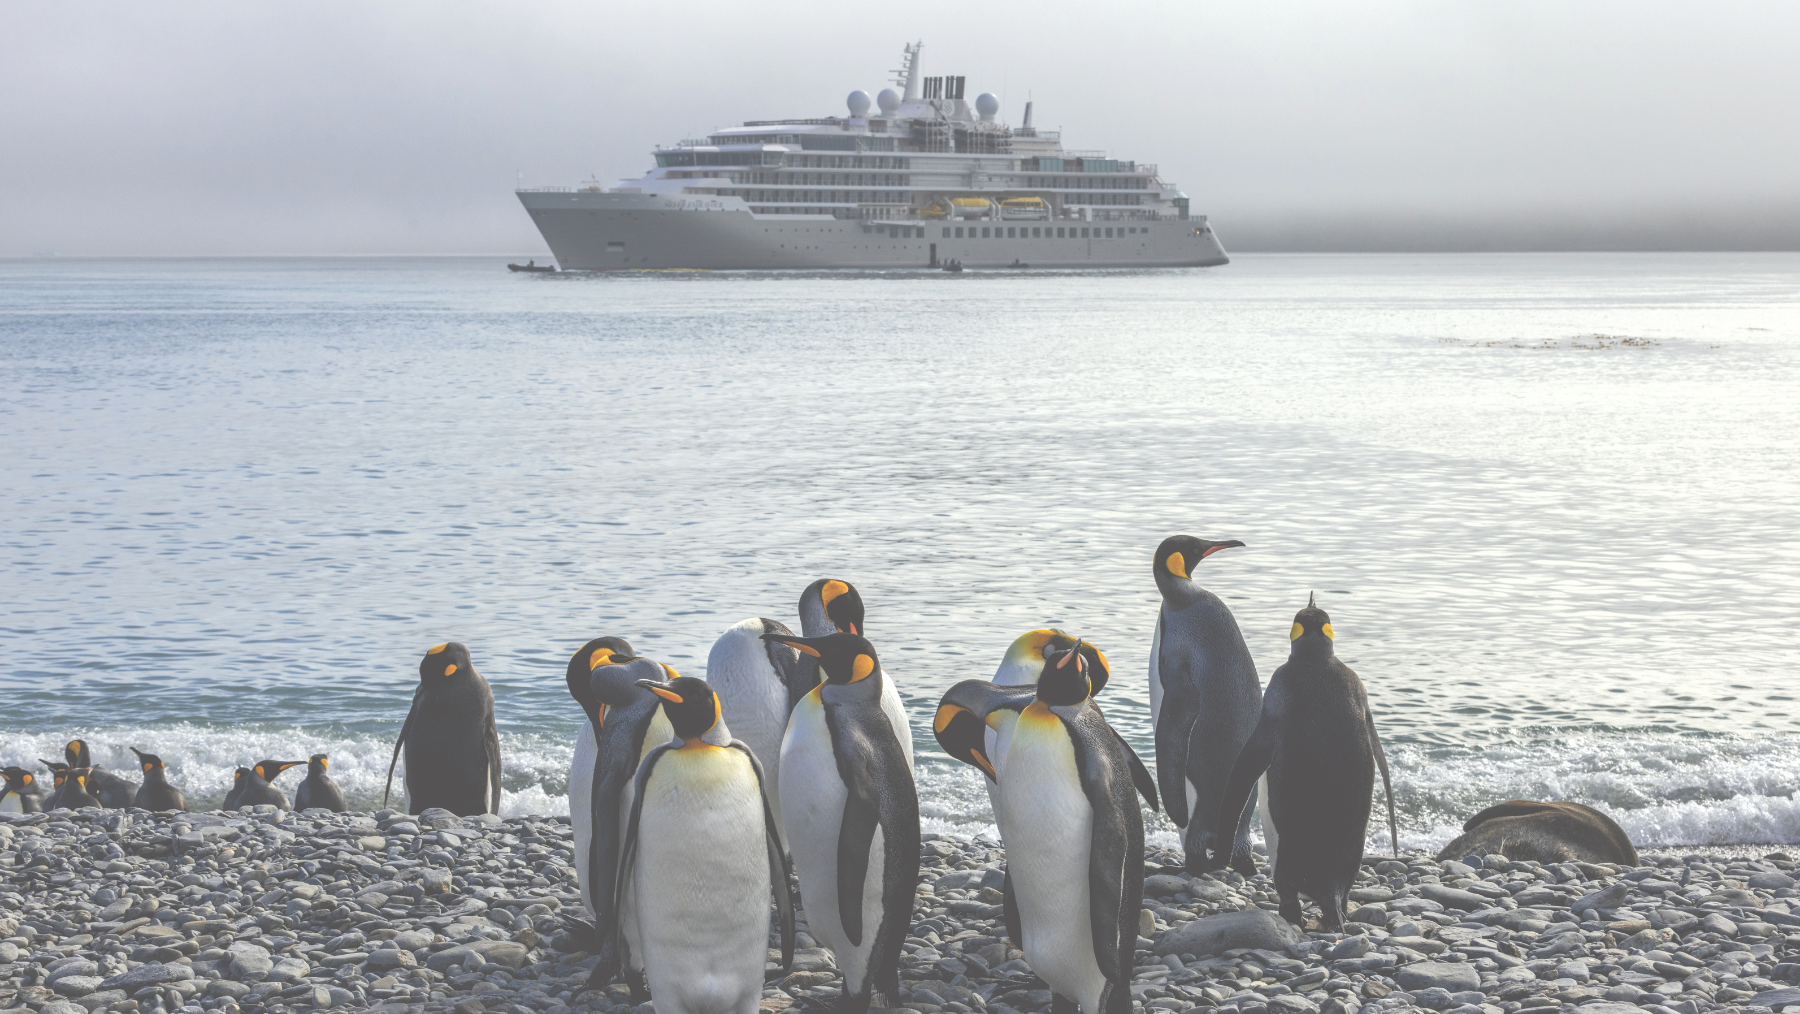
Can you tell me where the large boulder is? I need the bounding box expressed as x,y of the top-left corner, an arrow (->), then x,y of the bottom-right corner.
1434,800 -> 1637,865
1153,909 -> 1302,957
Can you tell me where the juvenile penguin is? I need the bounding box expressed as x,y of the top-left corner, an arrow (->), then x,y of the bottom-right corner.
602,675 -> 794,1014
384,642 -> 503,816
130,749 -> 187,811
577,653 -> 678,1001
1209,596 -> 1398,930
704,619 -> 805,845
796,579 -> 914,769
293,754 -> 347,812
934,645 -> 1152,1014
2,767 -> 44,813
1149,535 -> 1265,875
58,768 -> 101,809
64,739 -> 139,809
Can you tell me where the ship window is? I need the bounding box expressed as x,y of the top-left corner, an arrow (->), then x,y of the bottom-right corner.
981,227 -> 990,238
1056,227 -> 1065,238
1007,227 -> 1016,238
943,227 -> 951,238
955,227 -> 963,238
1032,227 -> 1041,238
1081,228 -> 1090,238
1105,228 -> 1114,238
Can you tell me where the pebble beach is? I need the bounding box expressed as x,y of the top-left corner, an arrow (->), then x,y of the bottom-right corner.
4,807 -> 1797,1014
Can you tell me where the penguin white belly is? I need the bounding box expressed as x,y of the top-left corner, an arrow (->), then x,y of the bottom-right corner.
980,709 -> 1022,838
618,706 -> 675,973
632,746 -> 770,1014
996,707 -> 1106,1014
1148,612 -> 1164,729
570,719 -> 598,918
1257,772 -> 1279,875
779,692 -> 885,994
706,620 -> 794,846
879,674 -> 914,770
1,792 -> 20,813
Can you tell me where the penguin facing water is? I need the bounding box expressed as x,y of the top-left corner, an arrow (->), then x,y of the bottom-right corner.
232,760 -> 305,810
761,632 -> 918,1014
2,767 -> 44,813
293,754 -> 347,812
384,642 -> 503,816
64,740 -> 139,809
1209,596 -> 1398,930
601,674 -> 794,1014
1149,535 -> 1265,875
935,645 -> 1156,1014
130,749 -> 187,812
58,769 -> 101,809
38,761 -> 72,809
703,619 -> 805,846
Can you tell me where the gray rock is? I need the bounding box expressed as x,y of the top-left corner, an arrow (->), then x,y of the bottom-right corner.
1144,874 -> 1189,897
49,959 -> 99,981
1748,872 -> 1796,891
1394,962 -> 1480,993
271,955 -> 312,981
1571,883 -> 1629,915
1700,913 -> 1737,935
365,947 -> 418,971
1571,1005 -> 1641,1014
391,928 -> 434,950
99,962 -> 194,991
51,975 -> 103,997
0,941 -> 15,962
1328,936 -> 1376,960
230,949 -> 275,979
1754,987 -> 1800,1010
39,1001 -> 86,1014
1153,909 -> 1302,957
1417,885 -> 1485,911
207,981 -> 252,999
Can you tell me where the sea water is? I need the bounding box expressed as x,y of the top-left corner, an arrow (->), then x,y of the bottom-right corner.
3,253 -> 1798,850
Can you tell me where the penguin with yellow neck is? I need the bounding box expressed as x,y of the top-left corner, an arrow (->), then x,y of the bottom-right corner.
384,642 -> 503,816
2,767 -> 44,813
600,674 -> 794,1014
1208,595 -> 1399,929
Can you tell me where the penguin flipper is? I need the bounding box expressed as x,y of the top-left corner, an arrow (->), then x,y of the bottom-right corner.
1109,727 -> 1160,812
1000,866 -> 1022,949
383,687 -> 422,808
484,710 -> 504,816
1063,706 -> 1143,991
1211,705 -> 1278,873
591,741 -> 674,992
1151,631 -> 1195,829
730,740 -> 795,973
1364,705 -> 1400,858
836,779 -> 880,948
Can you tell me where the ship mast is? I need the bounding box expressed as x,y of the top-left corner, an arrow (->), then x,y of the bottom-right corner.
893,41 -> 922,101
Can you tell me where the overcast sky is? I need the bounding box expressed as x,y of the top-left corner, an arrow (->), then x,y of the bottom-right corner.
4,1 -> 1796,255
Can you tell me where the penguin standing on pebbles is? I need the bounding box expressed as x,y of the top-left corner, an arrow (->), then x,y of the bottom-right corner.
130,749 -> 187,812
227,760 -> 304,810
1209,595 -> 1399,930
762,631 -> 918,1014
38,761 -> 72,809
2,767 -> 44,813
293,754 -> 347,812
64,740 -> 138,808
1149,535 -> 1265,875
703,618 -> 805,846
600,674 -> 793,1014
58,769 -> 101,809
384,642 -> 504,816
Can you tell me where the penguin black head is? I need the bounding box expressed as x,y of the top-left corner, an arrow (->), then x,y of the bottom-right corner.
420,642 -> 474,681
1036,643 -> 1095,707
804,579 -> 866,636
3,767 -> 34,792
760,631 -> 880,686
231,766 -> 252,789
635,674 -> 719,743
40,760 -> 69,788
255,759 -> 304,783
130,748 -> 166,777
565,635 -> 637,725
65,739 -> 93,768
63,768 -> 99,806
307,754 -> 330,777
932,705 -> 995,780
1155,534 -> 1246,583
1289,593 -> 1336,654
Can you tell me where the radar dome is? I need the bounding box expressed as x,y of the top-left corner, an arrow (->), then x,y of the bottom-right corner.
975,92 -> 1000,120
847,90 -> 872,118
876,88 -> 901,116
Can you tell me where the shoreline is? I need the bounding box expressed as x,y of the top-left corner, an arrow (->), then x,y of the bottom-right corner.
3,809 -> 1797,1014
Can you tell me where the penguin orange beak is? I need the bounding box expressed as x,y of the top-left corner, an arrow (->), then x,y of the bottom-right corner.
1202,540 -> 1246,558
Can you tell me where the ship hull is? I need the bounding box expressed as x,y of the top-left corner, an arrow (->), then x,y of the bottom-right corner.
518,192 -> 1228,271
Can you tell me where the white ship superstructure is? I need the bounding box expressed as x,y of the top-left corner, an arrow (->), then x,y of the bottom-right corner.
516,43 -> 1228,270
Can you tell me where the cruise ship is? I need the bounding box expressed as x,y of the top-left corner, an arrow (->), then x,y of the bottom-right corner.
515,43 -> 1228,271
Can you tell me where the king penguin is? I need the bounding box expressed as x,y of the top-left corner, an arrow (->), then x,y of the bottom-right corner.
58,769 -> 101,809
130,749 -> 187,812
566,635 -> 635,900
576,652 -> 678,1002
229,759 -> 304,810
63,740 -> 139,808
38,760 -> 71,809
293,754 -> 347,812
796,579 -> 913,770
761,631 -> 919,1014
603,674 -> 794,1014
384,642 -> 504,816
703,619 -> 806,847
1209,595 -> 1398,929
2,767 -> 44,813
934,645 -> 1155,1014
1149,534 -> 1267,875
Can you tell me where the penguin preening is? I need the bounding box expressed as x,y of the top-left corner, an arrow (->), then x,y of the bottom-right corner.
226,760 -> 304,810
703,619 -> 805,848
385,642 -> 503,816
130,749 -> 187,812
1149,535 -> 1266,875
1209,596 -> 1398,930
935,645 -> 1158,1014
575,651 -> 676,1002
599,675 -> 794,1014
64,740 -> 139,809
760,631 -> 919,1014
562,636 -> 635,916
2,767 -> 44,813
293,754 -> 347,812
796,579 -> 913,770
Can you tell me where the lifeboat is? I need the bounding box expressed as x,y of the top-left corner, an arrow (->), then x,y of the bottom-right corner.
998,196 -> 1049,221
949,197 -> 995,219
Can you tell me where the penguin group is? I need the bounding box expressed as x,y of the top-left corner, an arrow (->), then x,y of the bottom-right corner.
1,738 -> 349,814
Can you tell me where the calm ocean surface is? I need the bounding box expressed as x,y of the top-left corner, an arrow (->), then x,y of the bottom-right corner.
4,253 -> 1798,849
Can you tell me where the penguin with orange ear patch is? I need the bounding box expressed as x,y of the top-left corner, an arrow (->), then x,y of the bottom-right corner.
130,749 -> 187,811
293,754 -> 346,812
2,767 -> 44,813
384,642 -> 503,816
761,631 -> 917,1014
65,740 -> 138,808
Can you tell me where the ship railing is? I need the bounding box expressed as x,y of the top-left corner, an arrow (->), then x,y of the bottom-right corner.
516,186 -> 576,193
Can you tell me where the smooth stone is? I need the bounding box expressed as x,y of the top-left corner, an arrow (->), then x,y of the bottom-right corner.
1418,885 -> 1486,911
1154,909 -> 1303,957
365,948 -> 418,971
51,975 -> 104,997
100,962 -> 195,991
392,929 -> 434,950
49,960 -> 100,981
1748,872 -> 1796,891
1144,875 -> 1190,897
1572,1004 -> 1642,1014
230,950 -> 275,979
1394,962 -> 1481,993
39,1001 -> 86,1014
207,981 -> 252,999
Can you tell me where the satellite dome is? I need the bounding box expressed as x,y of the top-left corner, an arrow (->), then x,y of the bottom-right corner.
876,88 -> 901,116
975,92 -> 1000,120
847,90 -> 872,118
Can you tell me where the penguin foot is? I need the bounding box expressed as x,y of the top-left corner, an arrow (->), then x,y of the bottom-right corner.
625,970 -> 650,1004
1277,895 -> 1305,927
1051,993 -> 1078,1014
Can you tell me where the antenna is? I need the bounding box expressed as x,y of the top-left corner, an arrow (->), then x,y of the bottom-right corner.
892,41 -> 923,101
